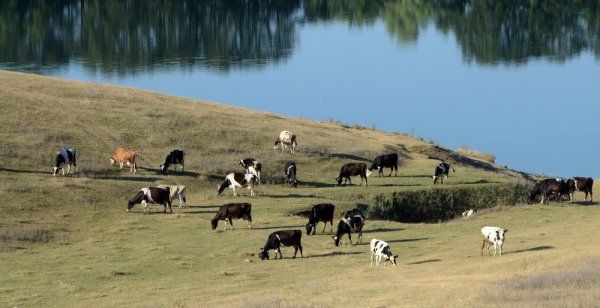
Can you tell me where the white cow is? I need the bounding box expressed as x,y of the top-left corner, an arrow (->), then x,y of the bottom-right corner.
157,185 -> 187,208
217,172 -> 256,197
370,239 -> 397,267
274,130 -> 297,156
481,226 -> 507,256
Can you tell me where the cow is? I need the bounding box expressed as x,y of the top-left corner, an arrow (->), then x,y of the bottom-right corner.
432,162 -> 455,184
284,161 -> 299,187
53,147 -> 77,176
336,162 -> 372,186
160,149 -> 185,175
110,148 -> 137,174
274,130 -> 297,156
210,203 -> 252,230
305,203 -> 335,235
567,177 -> 594,202
462,209 -> 474,219
127,187 -> 172,214
481,226 -> 507,256
217,172 -> 256,197
333,213 -> 366,246
369,153 -> 399,177
259,230 -> 303,260
157,185 -> 187,208
239,158 -> 262,184
529,178 -> 571,204
370,239 -> 398,267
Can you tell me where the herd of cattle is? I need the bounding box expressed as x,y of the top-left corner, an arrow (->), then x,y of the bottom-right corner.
50,130 -> 594,263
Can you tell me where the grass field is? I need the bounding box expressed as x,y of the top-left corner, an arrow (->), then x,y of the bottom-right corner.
1,70 -> 599,307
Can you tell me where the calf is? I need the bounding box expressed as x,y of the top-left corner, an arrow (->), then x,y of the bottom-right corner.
110,147 -> 137,174
127,187 -> 172,214
157,184 -> 187,208
481,226 -> 507,256
369,153 -> 399,177
305,203 -> 335,235
217,172 -> 256,197
333,213 -> 366,246
529,178 -> 571,204
432,162 -> 455,184
567,177 -> 594,202
284,161 -> 299,187
259,230 -> 303,260
239,158 -> 262,184
336,162 -> 372,186
274,130 -> 297,156
210,202 -> 252,230
160,149 -> 185,175
370,239 -> 398,267
53,147 -> 77,176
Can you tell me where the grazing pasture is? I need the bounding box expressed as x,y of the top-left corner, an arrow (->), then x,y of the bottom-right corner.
1,71 -> 599,307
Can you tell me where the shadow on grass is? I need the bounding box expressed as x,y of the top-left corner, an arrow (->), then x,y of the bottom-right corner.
185,205 -> 221,209
91,175 -> 163,182
251,225 -> 302,230
510,245 -> 554,254
138,166 -> 201,177
406,259 -> 442,265
397,174 -> 432,179
362,227 -> 405,234
185,210 -> 218,214
308,251 -> 364,258
386,237 -> 429,244
299,181 -> 337,188
569,201 -> 598,206
0,167 -> 44,175
377,183 -> 425,187
330,153 -> 370,162
264,194 -> 318,199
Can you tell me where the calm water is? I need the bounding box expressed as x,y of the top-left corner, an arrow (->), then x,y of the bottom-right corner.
2,1 -> 599,177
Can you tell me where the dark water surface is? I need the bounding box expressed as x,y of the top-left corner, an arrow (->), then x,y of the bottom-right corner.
2,1 -> 599,177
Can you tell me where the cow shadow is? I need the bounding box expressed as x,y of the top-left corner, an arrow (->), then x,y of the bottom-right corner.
510,245 -> 554,254
385,237 -> 429,244
397,174 -> 432,178
377,184 -> 425,187
91,175 -> 163,182
263,194 -> 318,199
362,227 -> 405,234
569,201 -> 598,206
406,259 -> 442,265
251,225 -> 302,230
185,210 -> 218,214
308,251 -> 363,258
0,167 -> 44,175
185,205 -> 221,209
329,153 -> 370,162
299,181 -> 337,188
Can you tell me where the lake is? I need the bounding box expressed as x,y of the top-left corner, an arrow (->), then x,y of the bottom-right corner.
2,0 -> 599,177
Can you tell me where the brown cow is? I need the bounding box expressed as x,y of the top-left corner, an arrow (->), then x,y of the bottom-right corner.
210,203 -> 252,230
110,148 -> 137,174
336,162 -> 372,186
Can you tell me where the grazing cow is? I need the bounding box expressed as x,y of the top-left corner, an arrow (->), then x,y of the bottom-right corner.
127,187 -> 172,214
432,162 -> 455,184
274,130 -> 297,156
333,213 -> 366,246
53,147 -> 77,176
157,185 -> 187,208
217,172 -> 256,197
370,239 -> 398,267
239,158 -> 262,184
336,162 -> 372,186
110,148 -> 137,174
567,177 -> 594,202
305,203 -> 335,235
210,203 -> 252,230
160,149 -> 185,175
284,161 -> 299,187
259,230 -> 303,260
481,226 -> 507,256
529,178 -> 571,204
369,153 -> 399,177
462,209 -> 474,219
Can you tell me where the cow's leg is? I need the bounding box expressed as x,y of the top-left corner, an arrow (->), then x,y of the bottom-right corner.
292,246 -> 298,258
329,220 -> 334,234
371,251 -> 375,267
481,239 -> 485,256
119,161 -> 124,169
321,222 -> 327,234
66,164 -> 71,175
232,186 -> 238,197
298,244 -> 303,258
142,200 -> 149,214
223,219 -> 228,230
167,201 -> 172,214
229,218 -> 234,230
348,233 -> 352,245
277,247 -> 282,259
358,231 -> 363,244
178,195 -> 185,208
246,219 -> 252,229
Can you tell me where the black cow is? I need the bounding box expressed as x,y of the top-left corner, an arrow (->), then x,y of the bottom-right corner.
285,161 -> 299,187
211,203 -> 252,230
240,158 -> 262,184
336,162 -> 372,186
333,213 -> 366,246
53,147 -> 77,176
369,153 -> 398,177
259,230 -> 303,260
305,203 -> 335,235
433,162 -> 455,184
567,177 -> 594,202
127,187 -> 172,214
160,149 -> 185,175
529,178 -> 571,204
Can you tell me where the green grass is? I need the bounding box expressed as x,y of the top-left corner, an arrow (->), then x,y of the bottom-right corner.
1,70 -> 600,307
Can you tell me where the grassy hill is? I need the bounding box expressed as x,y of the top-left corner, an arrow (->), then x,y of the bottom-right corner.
1,70 -> 599,307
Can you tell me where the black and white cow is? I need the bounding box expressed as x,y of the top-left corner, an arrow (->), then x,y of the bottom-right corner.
284,161 -> 299,187
210,202 -> 252,230
336,162 -> 372,186
432,162 -> 455,184
259,230 -> 303,260
160,149 -> 185,175
369,153 -> 399,177
529,178 -> 571,204
239,158 -> 262,184
127,187 -> 172,214
370,239 -> 398,267
567,177 -> 594,202
305,203 -> 335,235
157,184 -> 187,208
217,172 -> 256,197
333,212 -> 366,246
53,147 -> 77,176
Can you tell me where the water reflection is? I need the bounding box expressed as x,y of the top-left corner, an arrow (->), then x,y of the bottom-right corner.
1,0 -> 599,74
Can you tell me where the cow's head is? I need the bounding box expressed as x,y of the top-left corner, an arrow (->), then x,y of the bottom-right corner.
52,166 -> 60,176
273,138 -> 281,149
159,164 -> 168,175
333,235 -> 341,246
382,246 -> 397,266
126,201 -> 135,212
389,255 -> 398,266
217,179 -> 231,195
335,177 -> 342,186
210,218 -> 219,230
259,248 -> 269,260
305,223 -> 314,236
366,169 -> 373,178
290,178 -> 299,188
